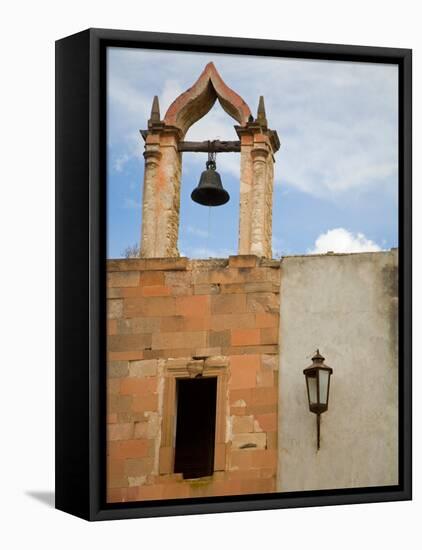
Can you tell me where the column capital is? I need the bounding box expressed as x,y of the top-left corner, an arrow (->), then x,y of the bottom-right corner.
235,123 -> 280,154
251,146 -> 270,161
143,149 -> 162,165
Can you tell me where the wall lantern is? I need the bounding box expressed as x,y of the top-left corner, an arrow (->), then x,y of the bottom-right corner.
303,350 -> 333,450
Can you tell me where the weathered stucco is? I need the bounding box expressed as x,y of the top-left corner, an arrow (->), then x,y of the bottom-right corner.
277,250 -> 398,491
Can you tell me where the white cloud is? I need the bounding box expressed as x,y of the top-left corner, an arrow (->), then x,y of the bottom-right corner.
113,153 -> 130,172
186,225 -> 209,238
308,228 -> 382,254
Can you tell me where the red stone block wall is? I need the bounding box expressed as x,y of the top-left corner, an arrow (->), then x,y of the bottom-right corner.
107,255 -> 280,502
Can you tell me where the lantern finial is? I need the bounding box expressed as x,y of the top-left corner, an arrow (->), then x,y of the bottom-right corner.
312,349 -> 325,363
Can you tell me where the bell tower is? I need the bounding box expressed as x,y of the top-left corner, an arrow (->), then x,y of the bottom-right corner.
139,62 -> 280,259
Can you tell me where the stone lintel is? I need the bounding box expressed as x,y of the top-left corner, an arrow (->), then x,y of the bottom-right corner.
165,356 -> 229,375
107,257 -> 189,272
107,256 -> 282,272
229,255 -> 258,268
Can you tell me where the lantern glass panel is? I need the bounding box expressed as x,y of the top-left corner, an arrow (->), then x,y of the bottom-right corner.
307,374 -> 317,405
318,369 -> 330,405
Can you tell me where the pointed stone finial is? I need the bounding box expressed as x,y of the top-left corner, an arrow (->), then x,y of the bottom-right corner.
257,95 -> 268,128
149,95 -> 161,124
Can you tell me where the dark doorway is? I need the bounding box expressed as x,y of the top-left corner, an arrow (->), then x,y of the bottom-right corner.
174,377 -> 217,479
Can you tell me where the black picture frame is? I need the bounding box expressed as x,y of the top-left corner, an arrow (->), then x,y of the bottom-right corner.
55,28 -> 412,521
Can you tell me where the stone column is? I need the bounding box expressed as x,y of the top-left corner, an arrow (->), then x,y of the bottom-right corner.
238,133 -> 254,255
236,121 -> 279,258
250,146 -> 270,257
265,154 -> 275,257
139,128 -> 182,258
153,131 -> 182,258
140,148 -> 162,257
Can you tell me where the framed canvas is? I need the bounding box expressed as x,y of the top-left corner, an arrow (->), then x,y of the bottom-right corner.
55,28 -> 412,521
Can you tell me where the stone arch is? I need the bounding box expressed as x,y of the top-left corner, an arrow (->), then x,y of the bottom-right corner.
140,63 -> 280,259
163,62 -> 251,137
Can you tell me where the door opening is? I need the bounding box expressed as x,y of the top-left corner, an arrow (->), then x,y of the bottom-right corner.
174,377 -> 217,479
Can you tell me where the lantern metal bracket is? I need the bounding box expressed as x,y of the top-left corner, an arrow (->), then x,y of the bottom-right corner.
316,413 -> 321,450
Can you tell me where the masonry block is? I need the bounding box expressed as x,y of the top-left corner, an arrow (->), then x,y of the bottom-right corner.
141,285 -> 171,297
108,299 -> 123,319
211,294 -> 247,314
133,422 -> 149,439
260,327 -> 278,345
232,433 -> 267,450
210,313 -> 255,330
131,394 -> 158,413
255,413 -> 277,432
231,328 -> 261,346
108,423 -> 134,441
209,329 -> 231,348
107,379 -> 121,395
175,295 -> 210,317
256,368 -> 274,387
125,457 -> 154,477
124,296 -> 177,318
107,271 -> 140,288
140,271 -> 165,286
152,330 -> 207,350
229,255 -> 258,268
193,283 -> 221,295
108,351 -> 145,362
108,333 -> 152,352
128,359 -> 158,377
232,415 -> 254,434
107,319 -> 117,335
255,312 -> 279,328
120,377 -> 157,396
246,292 -> 279,313
184,316 -> 212,331
251,387 -> 278,407
230,355 -> 260,390
108,394 -> 132,414
142,258 -> 188,271
107,361 -> 129,378
108,439 -> 149,459
261,354 -> 278,370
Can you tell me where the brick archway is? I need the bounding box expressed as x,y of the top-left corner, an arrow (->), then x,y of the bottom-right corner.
163,62 -> 251,137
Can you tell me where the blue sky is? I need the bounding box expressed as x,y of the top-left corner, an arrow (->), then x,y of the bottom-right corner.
107,47 -> 398,259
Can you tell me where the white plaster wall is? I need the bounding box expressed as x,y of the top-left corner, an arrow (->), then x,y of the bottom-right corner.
277,250 -> 398,491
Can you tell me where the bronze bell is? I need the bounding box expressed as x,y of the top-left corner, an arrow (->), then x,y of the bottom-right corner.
191,158 -> 230,206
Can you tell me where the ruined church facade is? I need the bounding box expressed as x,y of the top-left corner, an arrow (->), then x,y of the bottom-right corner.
106,64 -> 398,502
